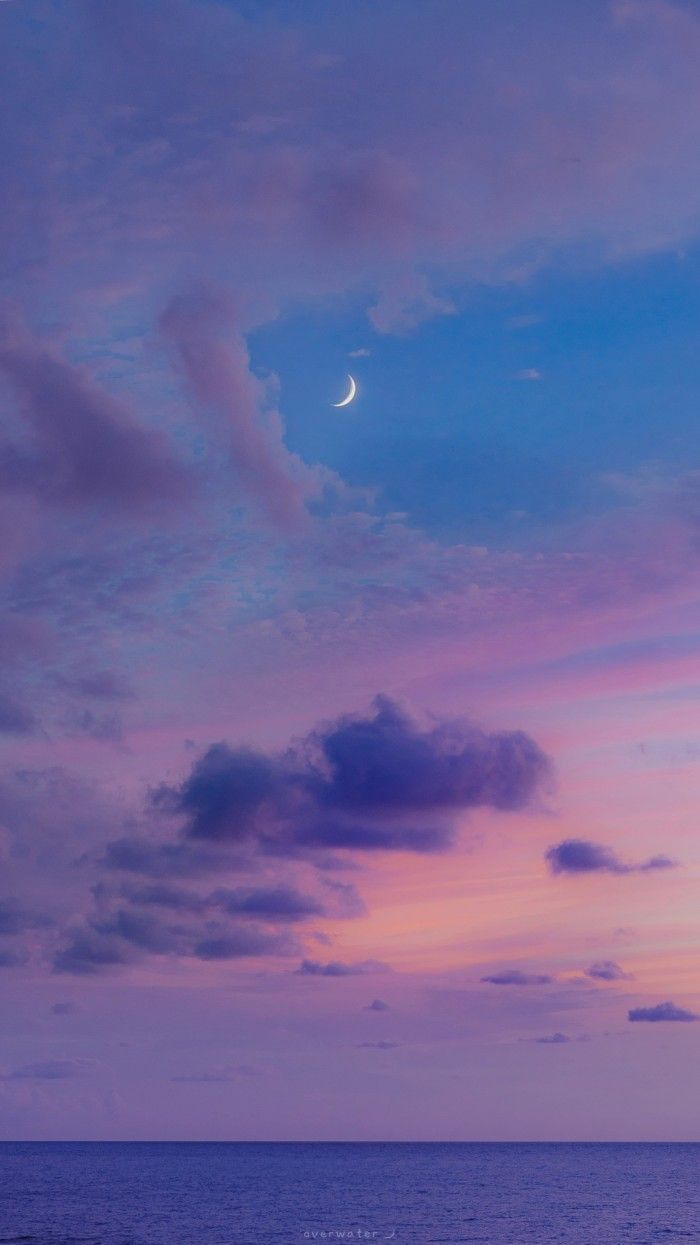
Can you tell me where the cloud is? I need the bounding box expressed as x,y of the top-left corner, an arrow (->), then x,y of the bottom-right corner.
308,696 -> 549,816
5,0 -> 700,321
368,272 -> 456,335
586,960 -> 631,981
214,886 -> 327,922
628,1001 -> 698,1023
101,837 -> 234,879
152,742 -> 283,843
172,1064 -> 261,1083
545,839 -> 676,876
193,927 -> 295,961
64,708 -> 124,744
356,1041 -> 401,1050
53,905 -> 297,972
160,284 -> 317,528
94,908 -> 189,956
158,696 -> 550,859
296,959 -> 387,977
118,883 -> 209,914
365,998 -> 390,1011
0,948 -> 28,968
54,696 -> 547,976
481,970 -> 553,986
0,690 -> 35,735
0,897 -> 49,935
53,926 -> 140,975
515,368 -> 542,381
57,670 -> 134,701
293,820 -> 452,853
51,1002 -> 78,1016
2,1060 -> 88,1080
0,308 -> 191,514
534,1032 -> 571,1044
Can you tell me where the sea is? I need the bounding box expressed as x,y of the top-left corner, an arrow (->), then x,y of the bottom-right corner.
0,1142 -> 697,1245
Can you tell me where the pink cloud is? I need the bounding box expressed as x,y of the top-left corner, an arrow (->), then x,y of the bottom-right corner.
160,284 -> 318,528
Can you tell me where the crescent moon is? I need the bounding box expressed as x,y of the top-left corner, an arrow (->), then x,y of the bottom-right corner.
332,374 -> 357,408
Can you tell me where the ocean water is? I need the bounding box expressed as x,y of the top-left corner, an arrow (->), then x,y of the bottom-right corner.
0,1142 -> 697,1245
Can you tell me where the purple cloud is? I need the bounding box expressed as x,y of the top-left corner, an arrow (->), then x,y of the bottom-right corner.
51,1002 -> 78,1016
214,886 -> 327,923
172,1065 -> 261,1083
2,1060 -> 87,1080
152,742 -> 282,843
0,898 -> 49,936
309,695 -> 550,816
628,1001 -> 698,1023
0,309 -> 192,514
355,1041 -> 401,1050
0,691 -> 35,735
54,909 -> 297,973
56,670 -> 134,701
365,999 -> 390,1012
160,285 -> 316,528
156,696 -> 550,858
296,959 -> 387,978
586,960 -> 631,982
0,948 -> 28,968
102,837 -> 234,879
53,926 -> 139,975
545,839 -> 676,876
481,971 -> 553,986
193,928 -> 295,961
534,1033 -> 571,1045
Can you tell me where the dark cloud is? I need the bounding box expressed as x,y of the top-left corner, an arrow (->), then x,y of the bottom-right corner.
628,1001 -> 698,1023
119,883 -> 209,914
297,959 -> 387,977
153,743 -> 282,842
193,926 -> 294,960
293,820 -> 452,853
172,1064 -> 261,1083
214,886 -> 327,922
64,708 -> 124,743
545,839 -> 676,876
2,1060 -> 87,1080
54,907 -> 296,972
0,897 -> 48,935
356,1041 -> 401,1050
307,695 -> 550,816
0,690 -> 35,735
51,1002 -> 78,1015
57,670 -> 134,701
0,948 -> 29,968
160,697 -> 549,858
54,697 -> 548,976
481,970 -> 553,986
95,908 -> 189,956
102,836 -> 235,878
586,960 -> 631,981
0,309 -> 192,515
534,1033 -> 571,1044
53,925 -> 139,974
365,998 -> 390,1011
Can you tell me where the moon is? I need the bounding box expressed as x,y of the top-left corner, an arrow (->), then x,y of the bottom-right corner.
332,374 -> 357,408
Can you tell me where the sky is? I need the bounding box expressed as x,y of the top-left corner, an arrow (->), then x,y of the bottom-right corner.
0,0 -> 699,1142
